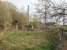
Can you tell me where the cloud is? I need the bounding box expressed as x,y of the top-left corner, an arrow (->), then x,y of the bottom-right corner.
0,0 -> 7,1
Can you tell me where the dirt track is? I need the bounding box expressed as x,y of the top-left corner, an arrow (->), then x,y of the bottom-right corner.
56,32 -> 67,50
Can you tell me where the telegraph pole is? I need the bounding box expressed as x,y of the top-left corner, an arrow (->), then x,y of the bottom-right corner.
27,0 -> 30,24
27,5 -> 30,24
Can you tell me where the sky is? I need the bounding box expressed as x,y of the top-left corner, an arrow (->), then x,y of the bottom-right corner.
7,0 -> 67,12
8,0 -> 38,13
1,0 -> 67,24
1,0 -> 67,13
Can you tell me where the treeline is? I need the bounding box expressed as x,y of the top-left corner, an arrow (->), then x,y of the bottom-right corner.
0,1 -> 44,31
0,1 -> 28,31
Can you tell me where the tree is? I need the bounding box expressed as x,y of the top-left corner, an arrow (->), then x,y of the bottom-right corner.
0,1 -> 28,31
34,0 -> 55,31
49,1 -> 67,25
31,16 -> 41,30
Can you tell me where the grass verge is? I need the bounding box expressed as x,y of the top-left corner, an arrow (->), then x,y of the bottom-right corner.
0,30 -> 60,50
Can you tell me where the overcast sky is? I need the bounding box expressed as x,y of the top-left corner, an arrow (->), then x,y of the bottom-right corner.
1,0 -> 67,24
8,0 -> 38,8
2,0 -> 67,13
8,0 -> 38,13
8,0 -> 67,12
2,0 -> 67,8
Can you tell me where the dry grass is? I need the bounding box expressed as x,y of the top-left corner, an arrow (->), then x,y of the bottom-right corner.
0,31 -> 47,50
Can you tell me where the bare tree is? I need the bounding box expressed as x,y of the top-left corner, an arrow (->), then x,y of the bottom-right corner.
50,1 -> 67,25
34,0 -> 56,31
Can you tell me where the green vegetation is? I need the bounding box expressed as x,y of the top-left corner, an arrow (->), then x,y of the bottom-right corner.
0,28 -> 60,50
0,1 -> 28,31
0,1 -> 62,50
0,32 -> 46,50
